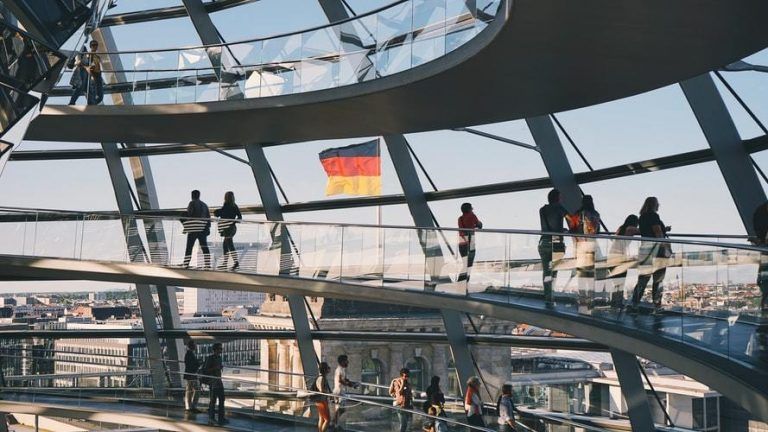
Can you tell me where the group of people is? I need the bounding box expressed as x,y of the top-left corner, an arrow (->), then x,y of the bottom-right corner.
460,189 -> 768,314
312,355 -> 517,432
459,191 -> 673,312
180,189 -> 243,271
183,340 -> 228,426
312,355 -> 360,432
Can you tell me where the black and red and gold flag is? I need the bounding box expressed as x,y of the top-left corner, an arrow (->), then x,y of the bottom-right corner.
318,140 -> 381,196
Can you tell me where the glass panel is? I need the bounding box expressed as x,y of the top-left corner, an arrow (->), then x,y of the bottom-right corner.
262,34 -> 302,64
412,0 -> 446,66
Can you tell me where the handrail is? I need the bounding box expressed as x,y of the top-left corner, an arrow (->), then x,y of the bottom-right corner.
84,0 -> 413,56
0,206 -> 762,253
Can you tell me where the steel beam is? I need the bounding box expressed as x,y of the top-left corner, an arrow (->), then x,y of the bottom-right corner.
95,28 -> 185,388
100,143 -> 168,398
526,116 -> 582,212
383,134 -> 477,397
680,74 -> 767,236
610,349 -> 655,432
244,143 -> 318,382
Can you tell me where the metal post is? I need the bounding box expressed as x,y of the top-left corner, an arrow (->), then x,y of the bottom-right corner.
610,349 -> 655,432
181,0 -> 242,99
101,142 -> 168,398
680,74 -> 767,236
526,116 -> 582,212
244,143 -> 318,382
94,28 -> 184,388
383,134 -> 477,397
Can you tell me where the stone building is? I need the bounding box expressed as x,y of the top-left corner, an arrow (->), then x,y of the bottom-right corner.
249,294 -> 513,399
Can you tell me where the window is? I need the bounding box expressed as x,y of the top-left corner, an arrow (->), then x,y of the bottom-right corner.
447,359 -> 460,396
692,398 -> 704,429
405,357 -> 427,392
361,358 -> 384,395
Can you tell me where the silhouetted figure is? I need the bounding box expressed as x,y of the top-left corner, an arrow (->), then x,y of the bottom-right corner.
182,190 -> 211,268
538,189 -> 568,304
607,215 -> 640,307
184,340 -> 201,413
752,201 -> 768,314
214,191 -> 242,271
566,195 -> 601,309
464,376 -> 485,428
631,197 -> 671,312
202,343 -> 226,425
389,368 -> 413,432
458,202 -> 483,282
424,376 -> 447,432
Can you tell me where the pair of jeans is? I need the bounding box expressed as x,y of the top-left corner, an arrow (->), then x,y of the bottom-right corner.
184,379 -> 199,410
87,74 -> 103,105
397,411 -> 411,432
184,232 -> 211,267
458,243 -> 476,282
221,237 -> 239,268
208,382 -> 225,421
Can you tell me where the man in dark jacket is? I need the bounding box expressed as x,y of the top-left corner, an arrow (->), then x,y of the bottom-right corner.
182,190 -> 211,268
184,340 -> 200,413
203,343 -> 226,425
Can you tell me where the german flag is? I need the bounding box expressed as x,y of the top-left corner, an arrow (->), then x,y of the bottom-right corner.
319,140 -> 381,196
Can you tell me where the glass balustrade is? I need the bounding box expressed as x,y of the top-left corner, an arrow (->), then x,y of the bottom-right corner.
0,208 -> 765,381
52,0 -> 506,105
0,21 -> 66,93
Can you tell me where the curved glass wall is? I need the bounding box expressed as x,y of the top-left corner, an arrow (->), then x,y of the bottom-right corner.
52,0 -> 504,105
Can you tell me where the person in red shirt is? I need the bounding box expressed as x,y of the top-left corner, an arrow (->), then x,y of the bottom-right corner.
458,203 -> 483,282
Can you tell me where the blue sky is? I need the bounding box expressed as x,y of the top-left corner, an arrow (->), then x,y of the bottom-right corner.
2,0 -> 768,238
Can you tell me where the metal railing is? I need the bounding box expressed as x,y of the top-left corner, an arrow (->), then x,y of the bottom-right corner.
51,0 -> 506,105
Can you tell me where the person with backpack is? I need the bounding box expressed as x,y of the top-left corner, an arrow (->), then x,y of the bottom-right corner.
458,203 -> 483,282
202,343 -> 226,425
389,368 -> 413,432
538,189 -> 569,305
183,340 -> 201,413
424,376 -> 446,432
182,190 -> 211,269
566,195 -> 601,310
213,191 -> 242,271
314,362 -> 332,432
496,384 -> 517,432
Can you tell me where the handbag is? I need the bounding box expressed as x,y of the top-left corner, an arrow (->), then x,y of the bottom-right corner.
657,241 -> 672,258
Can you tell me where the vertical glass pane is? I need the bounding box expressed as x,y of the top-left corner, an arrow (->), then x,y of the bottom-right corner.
412,0 -> 446,66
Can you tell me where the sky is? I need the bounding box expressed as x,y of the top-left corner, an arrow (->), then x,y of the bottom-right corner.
1,0 -> 768,247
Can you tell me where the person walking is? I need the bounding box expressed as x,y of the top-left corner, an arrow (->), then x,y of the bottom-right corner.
182,190 -> 211,268
538,189 -> 569,304
566,195 -> 601,310
607,215 -> 640,308
332,354 -> 358,430
631,197 -> 671,313
424,376 -> 446,432
464,376 -> 485,428
496,384 -> 517,432
389,368 -> 413,432
458,203 -> 483,282
214,191 -> 242,271
202,343 -> 226,425
314,362 -> 333,432
184,340 -> 201,413
752,201 -> 768,314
